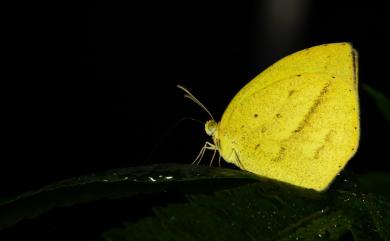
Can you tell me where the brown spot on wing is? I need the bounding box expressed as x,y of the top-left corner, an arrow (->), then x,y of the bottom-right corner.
293,81 -> 331,133
325,130 -> 336,142
314,145 -> 325,159
261,126 -> 267,133
313,130 -> 336,159
272,146 -> 286,162
288,90 -> 296,97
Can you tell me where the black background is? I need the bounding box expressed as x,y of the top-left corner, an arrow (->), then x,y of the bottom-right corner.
2,1 -> 389,197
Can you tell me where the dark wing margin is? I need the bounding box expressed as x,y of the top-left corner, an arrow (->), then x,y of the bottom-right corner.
352,48 -> 358,90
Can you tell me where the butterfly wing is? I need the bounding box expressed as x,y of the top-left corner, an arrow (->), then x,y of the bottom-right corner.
216,43 -> 359,191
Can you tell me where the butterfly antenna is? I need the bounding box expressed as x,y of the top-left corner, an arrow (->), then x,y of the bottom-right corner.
177,85 -> 215,120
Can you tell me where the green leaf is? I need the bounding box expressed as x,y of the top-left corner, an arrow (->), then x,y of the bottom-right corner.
0,165 -> 389,241
102,183 -> 390,241
363,84 -> 390,123
0,164 -> 258,231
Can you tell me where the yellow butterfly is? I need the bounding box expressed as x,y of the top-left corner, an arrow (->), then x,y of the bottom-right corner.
179,43 -> 359,191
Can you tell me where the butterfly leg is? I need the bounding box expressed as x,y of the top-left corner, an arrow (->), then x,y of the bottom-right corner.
192,143 -> 207,165
233,149 -> 244,169
209,146 -> 217,167
216,139 -> 222,167
204,142 -> 218,166
192,141 -> 216,165
193,142 -> 218,165
209,138 -> 223,167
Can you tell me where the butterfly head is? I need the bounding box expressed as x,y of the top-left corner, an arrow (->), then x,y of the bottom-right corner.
205,120 -> 218,136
